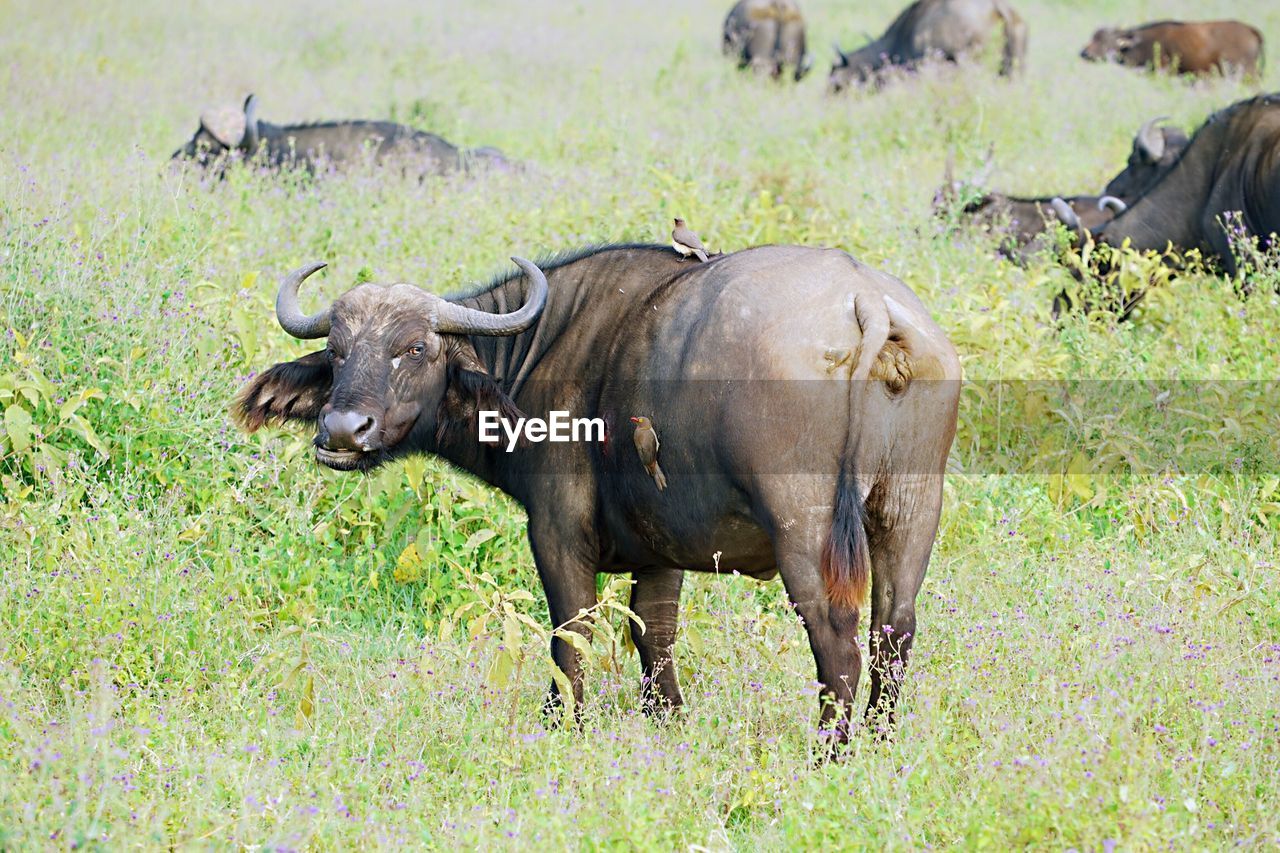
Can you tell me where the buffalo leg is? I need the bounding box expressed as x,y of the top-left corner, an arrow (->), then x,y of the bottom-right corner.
629,568 -> 684,715
774,532 -> 861,749
863,475 -> 944,733
528,524 -> 599,721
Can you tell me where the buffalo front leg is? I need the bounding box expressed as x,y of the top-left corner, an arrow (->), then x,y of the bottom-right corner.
864,475 -> 944,734
629,568 -> 685,715
528,523 -> 599,723
775,534 -> 862,750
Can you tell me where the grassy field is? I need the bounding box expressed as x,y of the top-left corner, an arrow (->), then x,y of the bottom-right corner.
3,0 -> 1280,847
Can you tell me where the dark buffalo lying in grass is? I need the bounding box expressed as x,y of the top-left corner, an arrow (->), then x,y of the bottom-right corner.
236,244 -> 961,746
944,118 -> 1189,259
1080,20 -> 1264,78
723,0 -> 812,81
1052,95 -> 1280,313
829,0 -> 1027,92
172,94 -> 510,176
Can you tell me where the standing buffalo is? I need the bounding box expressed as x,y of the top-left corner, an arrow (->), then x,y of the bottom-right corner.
946,118 -> 1189,258
829,0 -> 1027,92
236,245 -> 961,746
172,94 -> 510,176
1052,95 -> 1280,311
723,0 -> 812,80
1080,20 -> 1264,78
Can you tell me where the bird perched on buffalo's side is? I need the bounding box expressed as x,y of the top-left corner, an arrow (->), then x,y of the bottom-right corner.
671,218 -> 710,262
630,416 -> 668,491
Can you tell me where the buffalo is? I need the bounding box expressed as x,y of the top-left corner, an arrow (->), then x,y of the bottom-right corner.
1080,20 -> 1264,78
723,0 -> 812,81
1052,95 -> 1280,312
945,118 -> 1189,259
829,0 -> 1027,92
236,244 -> 961,746
172,94 -> 510,176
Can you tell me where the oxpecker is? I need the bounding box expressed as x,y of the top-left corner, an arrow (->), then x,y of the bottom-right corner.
671,218 -> 709,263
630,416 -> 668,491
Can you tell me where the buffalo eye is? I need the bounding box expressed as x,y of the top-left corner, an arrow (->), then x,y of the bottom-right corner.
327,346 -> 345,365
406,342 -> 427,361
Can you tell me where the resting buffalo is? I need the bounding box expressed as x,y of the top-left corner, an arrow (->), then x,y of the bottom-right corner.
1080,20 -> 1264,78
829,0 -> 1027,92
172,94 -> 509,176
1052,95 -> 1280,313
946,118 -> 1189,258
236,245 -> 961,745
723,0 -> 812,80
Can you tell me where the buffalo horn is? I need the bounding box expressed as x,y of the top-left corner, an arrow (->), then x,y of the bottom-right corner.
275,262 -> 332,339
243,93 -> 261,151
434,257 -> 549,336
1050,197 -> 1082,234
1097,195 -> 1127,214
1136,117 -> 1168,163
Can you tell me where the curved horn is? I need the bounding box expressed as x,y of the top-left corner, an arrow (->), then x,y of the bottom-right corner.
275,262 -> 332,339
1050,197 -> 1082,234
243,93 -> 261,151
1097,195 -> 1127,214
434,257 -> 548,336
1136,116 -> 1168,162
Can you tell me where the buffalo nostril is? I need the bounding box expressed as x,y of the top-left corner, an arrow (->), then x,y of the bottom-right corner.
353,417 -> 377,446
323,410 -> 379,452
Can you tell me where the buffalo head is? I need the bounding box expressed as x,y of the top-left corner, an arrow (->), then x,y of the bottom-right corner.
236,258 -> 547,471
1102,117 -> 1189,200
1080,27 -> 1135,62
172,94 -> 262,168
827,38 -> 882,93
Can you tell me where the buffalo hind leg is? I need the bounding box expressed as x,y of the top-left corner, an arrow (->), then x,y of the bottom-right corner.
629,568 -> 685,715
863,475 -> 944,735
775,534 -> 862,752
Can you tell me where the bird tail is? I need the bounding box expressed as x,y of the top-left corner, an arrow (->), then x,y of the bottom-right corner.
694,249 -> 709,263
654,463 -> 668,491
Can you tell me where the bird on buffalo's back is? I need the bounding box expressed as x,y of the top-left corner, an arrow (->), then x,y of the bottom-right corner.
630,416 -> 667,491
671,218 -> 710,262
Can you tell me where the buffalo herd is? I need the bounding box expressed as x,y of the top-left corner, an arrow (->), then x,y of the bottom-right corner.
201,1 -> 1275,747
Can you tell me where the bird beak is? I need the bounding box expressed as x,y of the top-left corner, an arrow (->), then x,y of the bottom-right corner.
629,417 -> 641,424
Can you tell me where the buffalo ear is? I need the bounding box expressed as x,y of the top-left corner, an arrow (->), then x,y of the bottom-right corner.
235,350 -> 332,432
436,348 -> 525,445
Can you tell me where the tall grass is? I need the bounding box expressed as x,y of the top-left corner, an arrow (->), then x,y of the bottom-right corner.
1,0 -> 1278,846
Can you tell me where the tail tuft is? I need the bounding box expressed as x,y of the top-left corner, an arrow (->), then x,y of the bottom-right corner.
821,467 -> 870,611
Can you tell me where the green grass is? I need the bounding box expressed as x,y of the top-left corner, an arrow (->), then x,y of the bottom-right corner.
2,0 -> 1279,846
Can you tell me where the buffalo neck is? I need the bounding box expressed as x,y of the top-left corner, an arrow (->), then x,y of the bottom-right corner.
455,245 -> 685,399
426,245 -> 688,500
